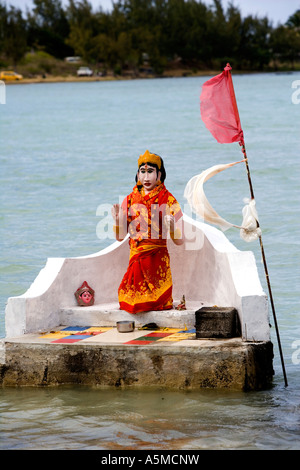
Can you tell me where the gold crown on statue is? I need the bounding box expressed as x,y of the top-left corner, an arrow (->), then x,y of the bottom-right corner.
138,150 -> 161,169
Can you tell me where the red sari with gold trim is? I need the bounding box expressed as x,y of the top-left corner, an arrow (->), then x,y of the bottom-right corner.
118,183 -> 183,313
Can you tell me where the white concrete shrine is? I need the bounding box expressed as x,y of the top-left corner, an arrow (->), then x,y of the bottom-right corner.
5,214 -> 270,342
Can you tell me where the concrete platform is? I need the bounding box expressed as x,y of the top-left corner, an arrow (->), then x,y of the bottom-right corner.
0,324 -> 274,391
2,217 -> 273,390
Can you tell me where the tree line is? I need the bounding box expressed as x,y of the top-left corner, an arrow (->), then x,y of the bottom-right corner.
0,0 -> 300,74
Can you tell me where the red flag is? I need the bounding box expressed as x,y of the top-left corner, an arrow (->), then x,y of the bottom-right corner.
200,63 -> 244,145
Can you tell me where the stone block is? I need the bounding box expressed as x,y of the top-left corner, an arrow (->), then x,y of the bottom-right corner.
195,307 -> 241,339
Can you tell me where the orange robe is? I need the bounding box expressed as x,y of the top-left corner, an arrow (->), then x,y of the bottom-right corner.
118,183 -> 183,314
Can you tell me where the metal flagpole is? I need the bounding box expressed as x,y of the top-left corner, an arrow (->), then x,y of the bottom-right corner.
240,141 -> 288,387
200,63 -> 288,386
225,65 -> 288,386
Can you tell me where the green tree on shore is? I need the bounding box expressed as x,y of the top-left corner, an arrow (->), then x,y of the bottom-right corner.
270,9 -> 300,69
0,4 -> 27,65
27,0 -> 73,58
0,0 -> 299,74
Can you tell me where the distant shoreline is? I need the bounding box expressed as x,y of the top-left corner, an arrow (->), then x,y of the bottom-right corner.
4,68 -> 284,85
4,70 -> 218,85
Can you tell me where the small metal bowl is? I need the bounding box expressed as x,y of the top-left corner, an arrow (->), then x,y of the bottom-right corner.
116,320 -> 135,333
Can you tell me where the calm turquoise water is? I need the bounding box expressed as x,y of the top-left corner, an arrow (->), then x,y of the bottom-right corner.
0,74 -> 299,449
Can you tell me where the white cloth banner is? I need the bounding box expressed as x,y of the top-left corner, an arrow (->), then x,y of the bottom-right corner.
240,198 -> 261,242
184,160 -> 261,242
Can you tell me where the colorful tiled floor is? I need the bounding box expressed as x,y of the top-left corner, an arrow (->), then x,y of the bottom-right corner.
125,330 -> 195,345
41,326 -> 113,344
39,326 -> 196,345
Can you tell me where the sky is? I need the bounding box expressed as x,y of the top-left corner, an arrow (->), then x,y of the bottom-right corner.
4,0 -> 300,25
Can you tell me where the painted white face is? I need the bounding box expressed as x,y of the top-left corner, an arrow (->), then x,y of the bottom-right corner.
138,164 -> 161,193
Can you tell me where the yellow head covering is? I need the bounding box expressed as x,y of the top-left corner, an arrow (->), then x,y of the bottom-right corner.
138,150 -> 161,169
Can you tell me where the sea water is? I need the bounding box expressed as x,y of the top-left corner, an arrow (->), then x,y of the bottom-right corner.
0,74 -> 299,450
